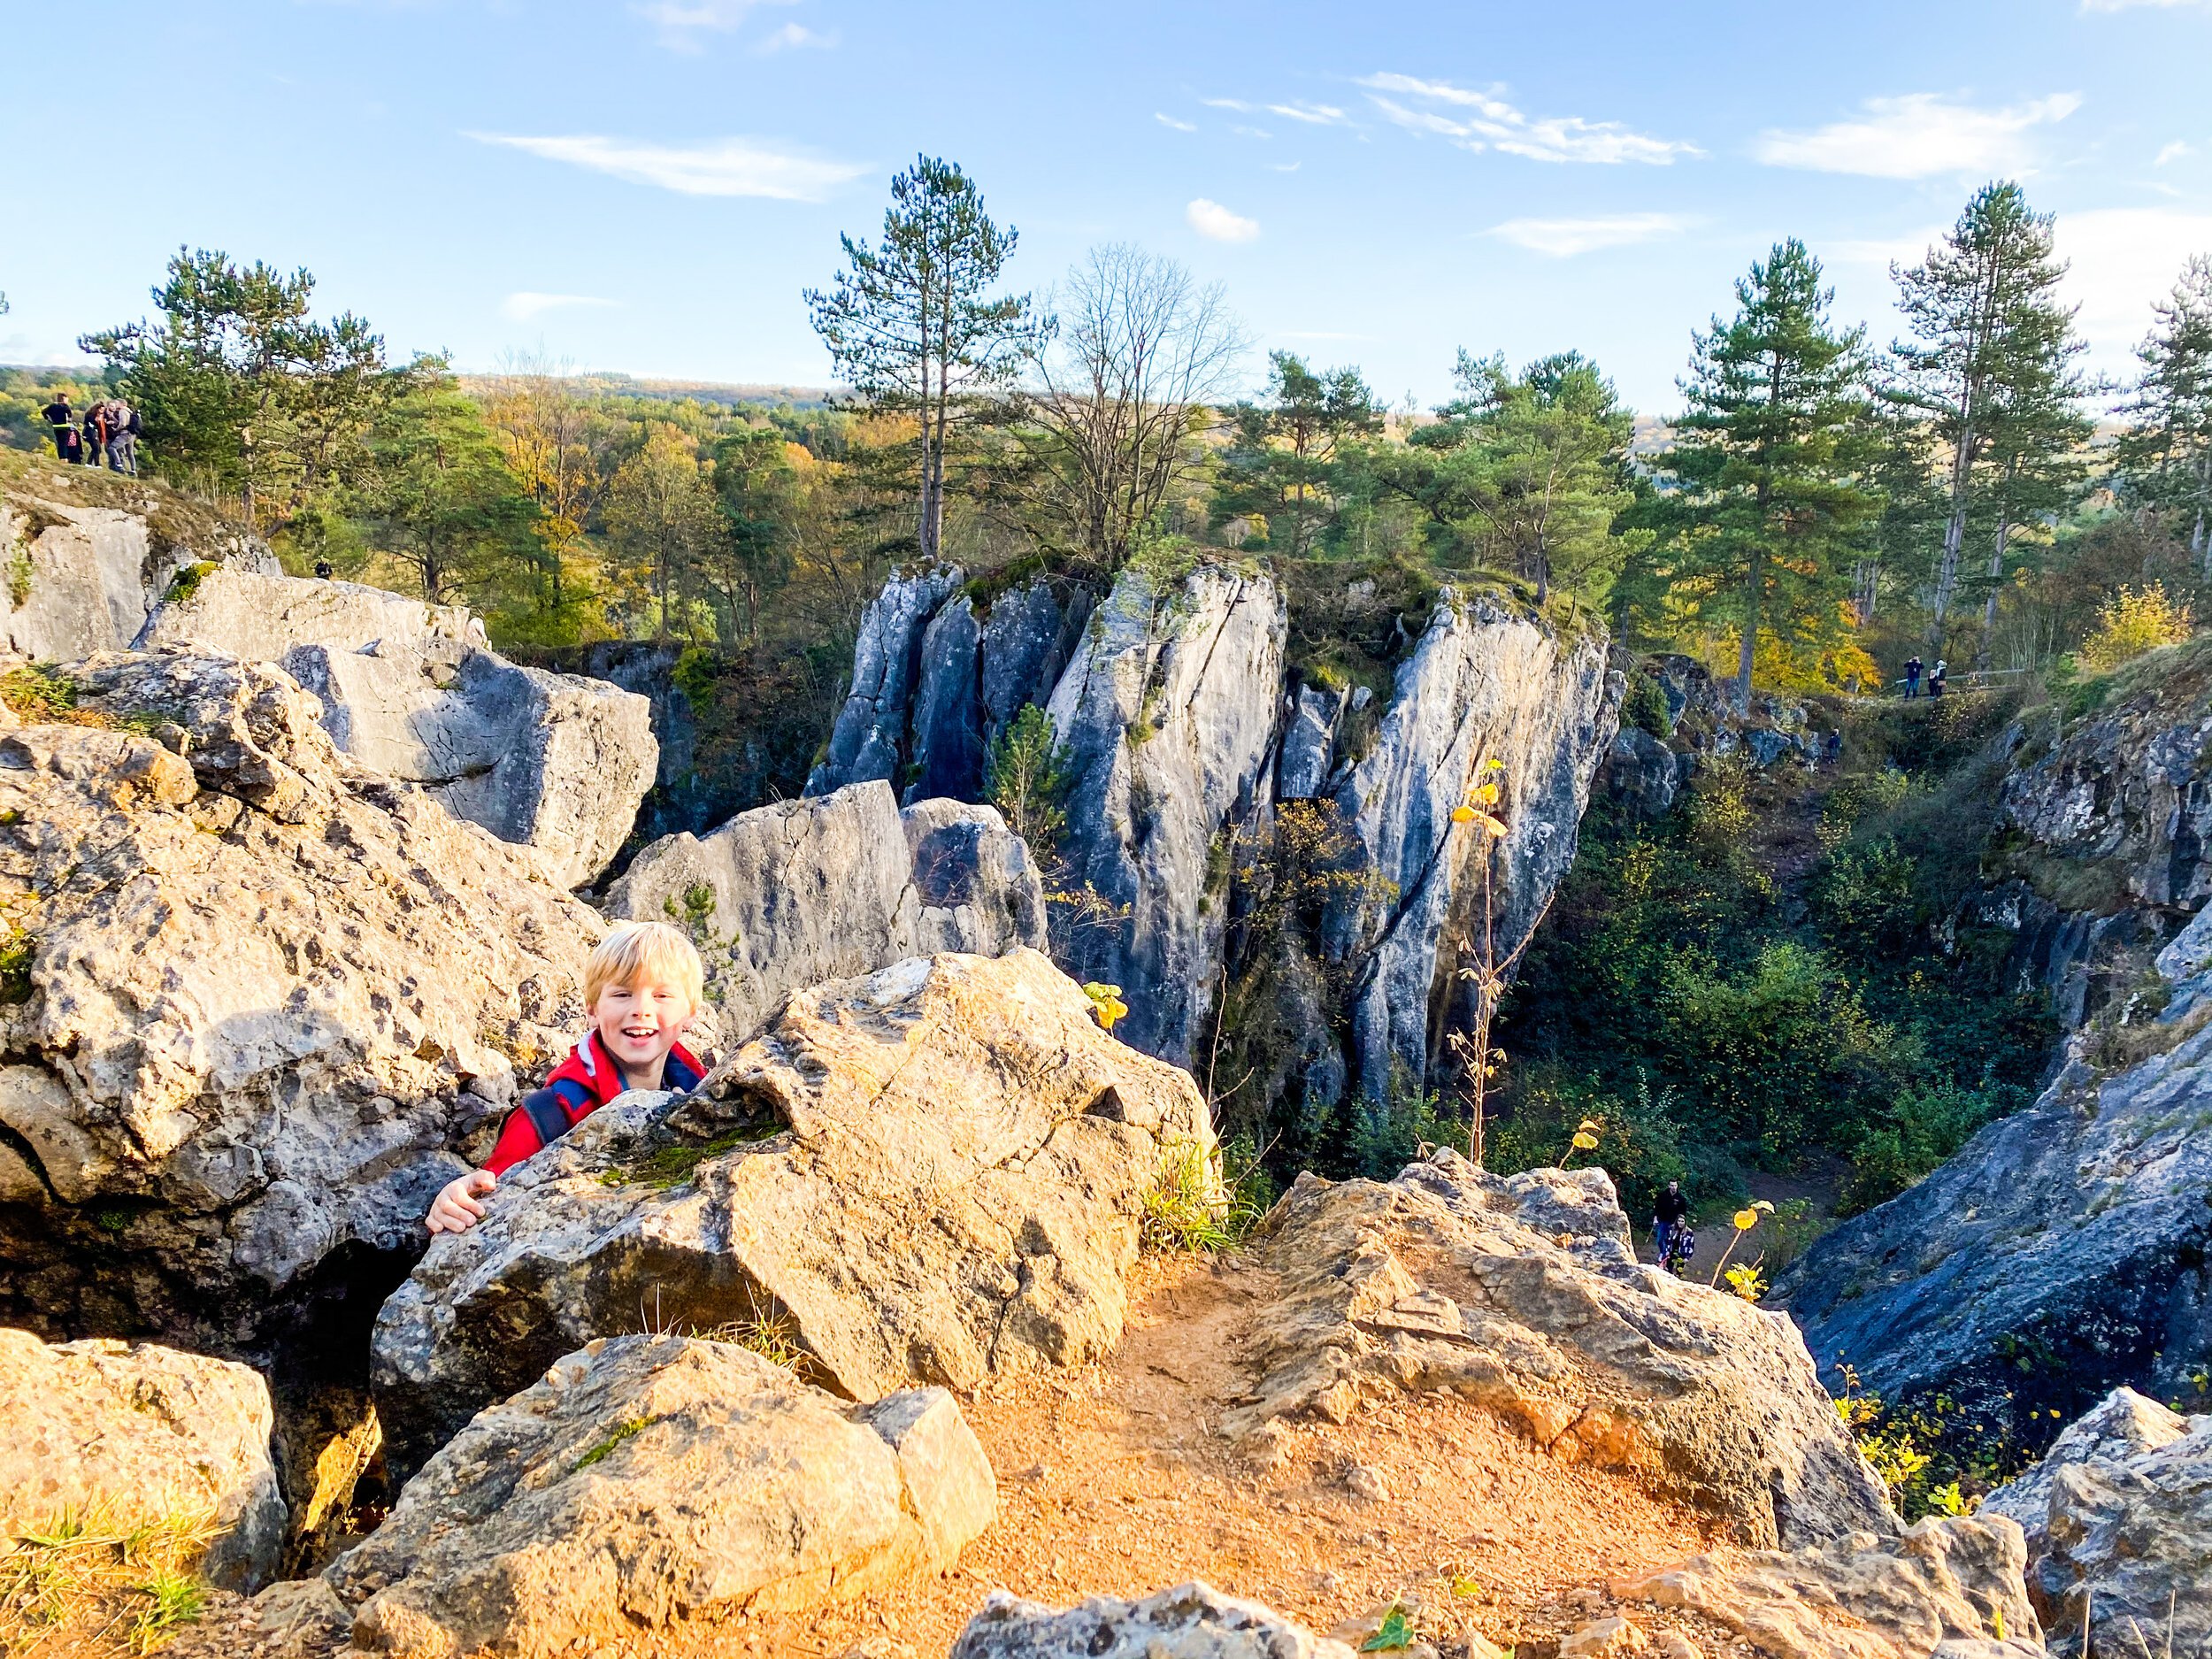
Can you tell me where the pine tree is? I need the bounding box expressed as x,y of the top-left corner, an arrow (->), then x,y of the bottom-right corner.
1659,239 -> 1878,702
1214,352 -> 1380,557
1890,182 -> 2090,651
805,157 -> 1041,564
2117,254 -> 2212,569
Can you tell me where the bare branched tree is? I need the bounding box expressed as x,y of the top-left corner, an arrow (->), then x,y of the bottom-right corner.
1018,245 -> 1248,571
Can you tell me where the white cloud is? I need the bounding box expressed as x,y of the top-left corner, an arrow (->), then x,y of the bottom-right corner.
2157,141 -> 2194,165
1187,198 -> 1260,242
1203,98 -> 1255,112
1754,92 -> 2081,180
1488,212 -> 1691,257
2055,207 -> 2212,366
1267,102 -> 1348,127
755,20 -> 832,50
502,293 -> 621,322
1269,161 -> 1301,173
1358,72 -> 1698,164
633,0 -> 795,50
1156,112 -> 1197,133
466,132 -> 868,201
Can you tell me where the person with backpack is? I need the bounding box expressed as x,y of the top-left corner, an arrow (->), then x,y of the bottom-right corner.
1652,1179 -> 1694,1274
425,921 -> 708,1234
1929,660 -> 1947,699
40,393 -> 80,463
105,397 -> 139,476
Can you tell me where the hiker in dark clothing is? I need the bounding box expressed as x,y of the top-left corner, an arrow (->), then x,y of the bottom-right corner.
81,406 -> 105,466
1652,1180 -> 1694,1274
40,394 -> 79,463
1902,656 -> 1923,699
1929,659 -> 1947,699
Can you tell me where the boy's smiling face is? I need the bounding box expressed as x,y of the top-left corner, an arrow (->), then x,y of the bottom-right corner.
591,973 -> 696,1085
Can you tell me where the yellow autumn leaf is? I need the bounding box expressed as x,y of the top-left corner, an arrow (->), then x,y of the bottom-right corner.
1450,804 -> 1476,824
1732,1208 -> 1760,1232
1471,780 -> 1500,806
1571,1131 -> 1598,1150
1475,812 -> 1508,837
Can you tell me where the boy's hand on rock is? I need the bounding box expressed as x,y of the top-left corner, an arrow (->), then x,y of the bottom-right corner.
427,1170 -> 497,1235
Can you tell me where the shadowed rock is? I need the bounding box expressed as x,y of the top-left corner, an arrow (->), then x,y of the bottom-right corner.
952,1582 -> 1358,1659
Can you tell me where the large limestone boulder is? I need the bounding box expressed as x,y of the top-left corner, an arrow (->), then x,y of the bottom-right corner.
0,1328 -> 286,1591
372,948 -> 1214,1478
1046,563 -> 1286,1065
1778,1019 -> 2212,1448
806,565 -> 964,795
1616,1517 -> 2040,1659
952,1583 -> 1357,1659
1226,1150 -> 1894,1548
138,567 -> 655,886
1,472 -> 277,663
603,781 -> 1045,1048
328,1333 -> 993,1657
1981,1386 -> 2211,1646
0,646 -> 599,1356
1325,592 -> 1619,1104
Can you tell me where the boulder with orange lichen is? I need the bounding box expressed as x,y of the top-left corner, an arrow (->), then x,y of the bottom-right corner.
1221,1149 -> 1895,1548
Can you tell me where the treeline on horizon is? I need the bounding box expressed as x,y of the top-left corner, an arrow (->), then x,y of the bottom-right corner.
1,158 -> 2206,716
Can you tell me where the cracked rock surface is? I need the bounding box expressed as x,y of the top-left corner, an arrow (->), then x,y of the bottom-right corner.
0,647 -> 599,1356
370,948 -> 1214,1479
1222,1150 -> 1895,1549
330,1333 -> 994,1657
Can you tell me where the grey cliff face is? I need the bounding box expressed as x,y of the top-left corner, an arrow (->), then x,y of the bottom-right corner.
1,485 -> 278,664
1045,565 -> 1287,1065
806,565 -> 964,795
1328,593 -> 1620,1104
1777,1021 -> 2212,1446
137,568 -> 657,887
603,780 -> 1044,1050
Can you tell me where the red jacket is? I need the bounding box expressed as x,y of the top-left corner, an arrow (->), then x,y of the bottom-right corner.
485,1032 -> 705,1176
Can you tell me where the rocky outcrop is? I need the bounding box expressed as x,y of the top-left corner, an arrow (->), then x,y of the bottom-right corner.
1276,683 -> 1346,801
807,570 -> 1097,806
328,1333 -> 994,1657
1777,1012 -> 2212,1448
807,565 -> 964,796
952,1583 -> 1358,1659
1048,565 -> 1287,1065
371,949 -> 1214,1479
603,781 -> 1045,1048
1225,1149 -> 1893,1548
1326,595 -> 1617,1103
1615,1517 -> 2039,1659
1603,726 -> 1686,820
0,1328 -> 286,1590
138,568 -> 656,887
2,474 -> 277,663
1982,1386 -> 2210,1647
0,647 -> 598,1357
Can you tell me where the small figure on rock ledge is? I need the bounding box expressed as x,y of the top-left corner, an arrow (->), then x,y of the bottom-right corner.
426,921 -> 707,1234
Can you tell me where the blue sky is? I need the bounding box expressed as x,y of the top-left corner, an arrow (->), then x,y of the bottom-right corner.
4,0 -> 2210,411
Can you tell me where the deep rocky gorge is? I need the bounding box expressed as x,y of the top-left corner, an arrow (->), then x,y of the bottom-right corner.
5,465 -> 2181,1655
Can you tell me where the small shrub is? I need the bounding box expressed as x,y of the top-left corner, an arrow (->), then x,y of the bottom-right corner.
161,561 -> 219,607
1621,672 -> 1671,739
6,541 -> 30,611
0,664 -> 81,722
1140,1137 -> 1258,1254
0,933 -> 32,1004
2077,582 -> 2193,674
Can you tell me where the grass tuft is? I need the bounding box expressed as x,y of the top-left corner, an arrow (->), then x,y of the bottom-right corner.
0,1502 -> 220,1655
1139,1137 -> 1268,1256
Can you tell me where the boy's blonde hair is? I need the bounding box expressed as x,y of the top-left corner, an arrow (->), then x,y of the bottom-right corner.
585,921 -> 705,1011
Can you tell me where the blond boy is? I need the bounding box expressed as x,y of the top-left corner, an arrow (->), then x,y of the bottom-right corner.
426,921 -> 705,1235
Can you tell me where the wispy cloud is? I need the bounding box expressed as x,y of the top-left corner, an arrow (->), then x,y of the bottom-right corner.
502,292 -> 621,322
1754,92 -> 2081,180
2157,141 -> 2194,165
1231,125 -> 1272,141
1203,98 -> 1255,112
1269,161 -> 1301,173
1187,198 -> 1260,242
467,132 -> 869,201
1358,73 -> 1698,165
755,20 -> 832,51
1267,102 -> 1349,127
633,0 -> 795,51
1156,111 -> 1197,133
1488,212 -> 1691,257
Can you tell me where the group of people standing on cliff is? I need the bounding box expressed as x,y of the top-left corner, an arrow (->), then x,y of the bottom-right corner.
37,391 -> 140,476
1901,655 -> 1947,700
